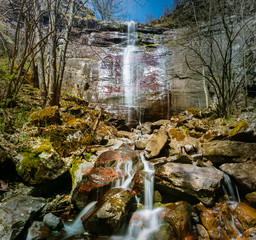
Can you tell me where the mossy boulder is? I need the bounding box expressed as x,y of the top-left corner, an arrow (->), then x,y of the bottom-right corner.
16,139 -> 68,185
29,106 -> 61,127
81,188 -> 136,235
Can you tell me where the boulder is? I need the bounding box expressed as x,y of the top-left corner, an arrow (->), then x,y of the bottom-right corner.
220,162 -> 256,191
81,188 -> 136,235
26,221 -> 51,240
233,202 -> 256,232
245,192 -> 256,206
16,139 -> 68,185
135,135 -> 150,150
0,196 -> 46,240
155,163 -> 224,205
160,201 -> 194,240
151,119 -> 171,131
197,203 -> 231,240
145,130 -> 168,159
116,130 -> 137,141
43,212 -> 63,230
202,141 -> 256,163
29,106 -> 61,127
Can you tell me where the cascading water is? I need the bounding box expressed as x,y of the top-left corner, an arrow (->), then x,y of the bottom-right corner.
63,201 -> 97,238
114,160 -> 134,189
223,173 -> 240,202
123,21 -> 138,123
123,153 -> 164,240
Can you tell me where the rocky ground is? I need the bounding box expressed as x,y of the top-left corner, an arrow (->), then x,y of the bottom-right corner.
1,85 -> 256,239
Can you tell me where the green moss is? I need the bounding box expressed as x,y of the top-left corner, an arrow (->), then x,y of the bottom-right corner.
229,120 -> 249,136
29,106 -> 59,126
70,153 -> 92,183
17,140 -> 53,183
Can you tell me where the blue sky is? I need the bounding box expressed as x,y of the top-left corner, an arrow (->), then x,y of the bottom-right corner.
127,0 -> 174,22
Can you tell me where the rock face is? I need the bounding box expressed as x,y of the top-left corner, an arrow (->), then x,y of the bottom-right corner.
0,196 -> 46,240
81,188 -> 136,235
155,162 -> 224,205
220,162 -> 256,191
63,19 -> 206,123
16,139 -> 68,185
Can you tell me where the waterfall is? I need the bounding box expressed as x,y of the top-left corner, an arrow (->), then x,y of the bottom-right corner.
123,21 -> 138,123
223,173 -> 240,202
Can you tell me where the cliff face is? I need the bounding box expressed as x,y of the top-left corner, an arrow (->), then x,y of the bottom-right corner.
63,19 -> 206,123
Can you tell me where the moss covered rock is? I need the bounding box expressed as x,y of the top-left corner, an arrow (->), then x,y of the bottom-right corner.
29,106 -> 61,127
81,188 -> 136,235
16,139 -> 68,184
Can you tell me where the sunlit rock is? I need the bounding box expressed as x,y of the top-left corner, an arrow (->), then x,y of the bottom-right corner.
220,162 -> 256,191
155,163 -> 224,205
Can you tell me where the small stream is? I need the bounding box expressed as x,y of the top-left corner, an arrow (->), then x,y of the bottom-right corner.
63,151 -> 164,240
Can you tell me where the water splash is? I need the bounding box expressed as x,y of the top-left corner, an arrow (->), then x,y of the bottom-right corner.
63,201 -> 97,238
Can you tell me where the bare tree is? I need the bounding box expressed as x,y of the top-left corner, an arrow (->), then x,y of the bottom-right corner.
162,5 -> 172,17
90,0 -> 125,21
182,0 -> 256,117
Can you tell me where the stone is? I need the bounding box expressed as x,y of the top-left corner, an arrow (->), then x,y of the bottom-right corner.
151,119 -> 171,130
81,188 -> 136,235
220,162 -> 256,191
43,212 -> 63,230
145,130 -> 168,159
29,106 -> 61,127
245,192 -> 256,206
135,135 -> 149,150
26,221 -> 51,240
198,204 -> 230,240
116,130 -> 136,141
196,224 -> 210,240
16,139 -> 68,185
202,141 -> 256,163
233,202 -> 256,232
155,163 -> 224,205
0,196 -> 46,240
162,201 -> 194,240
